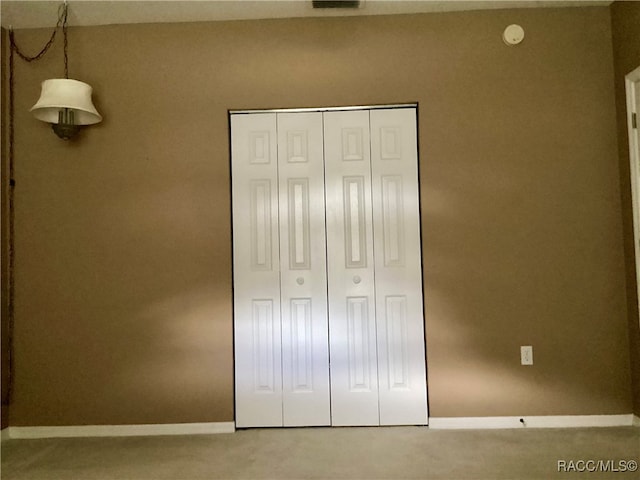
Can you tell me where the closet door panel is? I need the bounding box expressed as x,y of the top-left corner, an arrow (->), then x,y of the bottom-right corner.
277,112 -> 331,426
370,108 -> 428,425
324,110 -> 380,426
231,113 -> 283,427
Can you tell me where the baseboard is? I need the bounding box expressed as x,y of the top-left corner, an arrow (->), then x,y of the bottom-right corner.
4,416 -> 634,438
7,422 -> 235,439
428,414 -> 635,429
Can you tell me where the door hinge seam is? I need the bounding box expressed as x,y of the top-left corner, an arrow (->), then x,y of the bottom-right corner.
633,112 -> 637,129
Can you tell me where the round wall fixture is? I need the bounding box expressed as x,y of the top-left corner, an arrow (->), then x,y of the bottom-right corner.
503,24 -> 525,45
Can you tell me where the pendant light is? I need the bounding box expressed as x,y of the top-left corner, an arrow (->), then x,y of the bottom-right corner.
29,1 -> 102,140
31,78 -> 102,139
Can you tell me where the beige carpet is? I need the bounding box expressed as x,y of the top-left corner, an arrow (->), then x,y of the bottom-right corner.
1,426 -> 639,480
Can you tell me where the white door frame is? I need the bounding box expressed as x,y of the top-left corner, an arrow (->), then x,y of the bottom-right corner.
625,65 -> 640,328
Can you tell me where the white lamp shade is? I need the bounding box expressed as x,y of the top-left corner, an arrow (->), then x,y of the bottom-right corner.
30,79 -> 102,125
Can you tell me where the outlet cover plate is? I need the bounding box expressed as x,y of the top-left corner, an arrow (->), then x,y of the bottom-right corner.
521,346 -> 533,365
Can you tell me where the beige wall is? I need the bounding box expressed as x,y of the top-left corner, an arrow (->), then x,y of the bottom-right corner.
611,0 -> 640,417
6,6 -> 633,426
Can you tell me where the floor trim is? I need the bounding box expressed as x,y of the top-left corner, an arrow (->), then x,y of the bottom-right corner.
428,414 -> 635,429
4,416 -> 636,438
6,422 -> 235,439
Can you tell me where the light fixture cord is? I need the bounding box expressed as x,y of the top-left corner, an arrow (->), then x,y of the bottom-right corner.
10,3 -> 68,69
62,3 -> 69,78
6,1 -> 69,406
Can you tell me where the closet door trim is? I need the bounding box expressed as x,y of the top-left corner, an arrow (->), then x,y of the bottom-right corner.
230,103 -> 417,115
230,104 -> 428,428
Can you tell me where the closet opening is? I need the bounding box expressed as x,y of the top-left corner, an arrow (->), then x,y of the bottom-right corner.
230,104 -> 428,428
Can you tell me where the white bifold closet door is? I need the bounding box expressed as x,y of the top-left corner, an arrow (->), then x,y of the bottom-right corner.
370,108 -> 427,425
232,106 -> 428,428
324,109 -> 427,426
324,110 -> 379,425
231,112 -> 330,428
277,112 -> 331,426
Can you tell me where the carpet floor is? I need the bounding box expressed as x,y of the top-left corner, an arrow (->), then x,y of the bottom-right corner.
1,426 -> 639,480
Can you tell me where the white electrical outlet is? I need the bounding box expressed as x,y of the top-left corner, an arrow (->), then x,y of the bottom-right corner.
521,346 -> 533,365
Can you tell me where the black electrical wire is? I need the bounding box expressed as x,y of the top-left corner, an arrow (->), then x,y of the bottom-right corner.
5,1 -> 68,405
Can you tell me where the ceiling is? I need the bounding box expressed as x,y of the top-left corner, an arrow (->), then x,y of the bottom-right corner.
1,0 -> 612,29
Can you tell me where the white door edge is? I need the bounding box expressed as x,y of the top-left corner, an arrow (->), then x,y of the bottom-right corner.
625,65 -> 640,330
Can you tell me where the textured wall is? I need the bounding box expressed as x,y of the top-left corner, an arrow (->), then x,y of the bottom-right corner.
7,6 -> 632,426
611,0 -> 640,417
